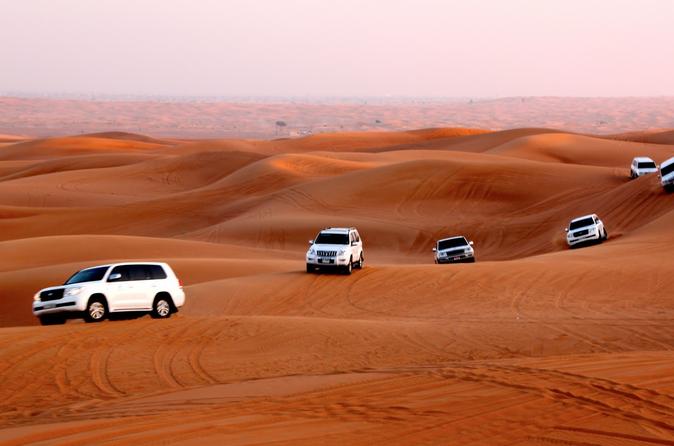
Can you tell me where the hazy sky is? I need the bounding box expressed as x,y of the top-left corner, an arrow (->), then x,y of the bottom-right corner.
1,0 -> 673,97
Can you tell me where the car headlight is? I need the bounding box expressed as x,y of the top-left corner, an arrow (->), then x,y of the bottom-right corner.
337,249 -> 346,256
33,292 -> 41,302
64,287 -> 83,297
308,248 -> 316,255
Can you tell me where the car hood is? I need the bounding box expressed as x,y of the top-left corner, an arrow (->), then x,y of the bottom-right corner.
39,283 -> 92,293
309,244 -> 350,252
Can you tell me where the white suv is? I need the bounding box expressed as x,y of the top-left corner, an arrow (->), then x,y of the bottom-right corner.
659,156 -> 674,192
32,262 -> 185,325
306,227 -> 364,274
433,236 -> 475,263
565,214 -> 607,248
630,157 -> 657,179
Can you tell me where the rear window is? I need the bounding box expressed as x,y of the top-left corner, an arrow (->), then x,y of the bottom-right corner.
638,161 -> 656,169
147,265 -> 167,280
438,237 -> 468,250
65,266 -> 109,285
661,162 -> 674,177
569,217 -> 594,230
315,233 -> 349,245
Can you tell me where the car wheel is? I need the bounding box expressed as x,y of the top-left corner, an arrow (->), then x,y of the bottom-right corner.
603,229 -> 608,240
39,314 -> 66,325
306,263 -> 314,273
469,257 -> 476,263
355,253 -> 364,269
152,295 -> 173,319
344,259 -> 352,275
84,297 -> 107,323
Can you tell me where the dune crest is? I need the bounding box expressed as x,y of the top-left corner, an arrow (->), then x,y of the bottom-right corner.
1,128 -> 674,444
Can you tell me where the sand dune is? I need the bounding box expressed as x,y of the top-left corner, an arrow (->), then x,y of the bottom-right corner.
1,128 -> 674,444
3,96 -> 674,138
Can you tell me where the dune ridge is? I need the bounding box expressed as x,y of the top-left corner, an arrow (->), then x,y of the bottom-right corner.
1,128 -> 674,444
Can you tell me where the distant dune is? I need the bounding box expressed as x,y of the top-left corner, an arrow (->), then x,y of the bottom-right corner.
1,128 -> 674,444
1,96 -> 673,138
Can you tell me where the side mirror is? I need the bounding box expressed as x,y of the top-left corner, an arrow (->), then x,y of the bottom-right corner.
564,228 -> 568,232
308,240 -> 314,245
107,273 -> 122,282
432,247 -> 437,252
469,241 -> 474,246
351,241 -> 358,246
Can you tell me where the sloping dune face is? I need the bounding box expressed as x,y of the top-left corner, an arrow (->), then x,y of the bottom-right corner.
1,129 -> 674,445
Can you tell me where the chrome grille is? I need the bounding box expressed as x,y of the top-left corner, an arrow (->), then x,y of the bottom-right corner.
40,288 -> 64,301
317,250 -> 337,257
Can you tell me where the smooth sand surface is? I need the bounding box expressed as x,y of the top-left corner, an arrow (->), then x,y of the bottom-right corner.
1,128 -> 674,444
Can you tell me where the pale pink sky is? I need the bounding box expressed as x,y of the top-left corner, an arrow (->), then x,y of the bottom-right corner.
1,0 -> 672,97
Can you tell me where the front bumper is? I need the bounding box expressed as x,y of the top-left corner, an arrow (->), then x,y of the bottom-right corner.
436,252 -> 475,264
306,255 -> 351,266
33,296 -> 86,316
567,231 -> 600,246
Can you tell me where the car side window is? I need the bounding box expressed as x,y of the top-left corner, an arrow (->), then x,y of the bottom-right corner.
128,265 -> 150,281
109,265 -> 132,282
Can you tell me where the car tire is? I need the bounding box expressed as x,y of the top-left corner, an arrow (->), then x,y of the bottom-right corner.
344,259 -> 352,275
306,263 -> 314,273
84,296 -> 107,323
39,314 -> 66,326
603,229 -> 608,241
469,257 -> 476,263
151,295 -> 173,319
355,253 -> 364,269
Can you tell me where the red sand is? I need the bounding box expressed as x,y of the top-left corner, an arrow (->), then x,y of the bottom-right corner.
1,128 -> 674,444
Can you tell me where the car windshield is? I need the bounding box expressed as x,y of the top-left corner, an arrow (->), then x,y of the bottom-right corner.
661,162 -> 674,177
438,237 -> 468,250
638,161 -> 656,169
569,217 -> 594,230
315,233 -> 349,245
64,266 -> 109,285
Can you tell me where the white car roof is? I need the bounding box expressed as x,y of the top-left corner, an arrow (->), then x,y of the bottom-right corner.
661,157 -> 674,168
320,227 -> 353,234
633,156 -> 655,162
570,214 -> 596,222
80,262 -> 167,271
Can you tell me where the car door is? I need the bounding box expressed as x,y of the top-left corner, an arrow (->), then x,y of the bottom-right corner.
143,265 -> 168,309
126,265 -> 154,310
596,216 -> 604,233
106,265 -> 136,310
352,230 -> 362,260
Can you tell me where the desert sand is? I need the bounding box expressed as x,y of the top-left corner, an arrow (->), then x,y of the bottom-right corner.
1,127 -> 674,444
